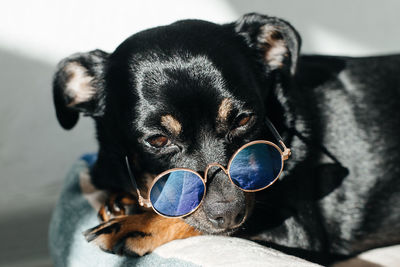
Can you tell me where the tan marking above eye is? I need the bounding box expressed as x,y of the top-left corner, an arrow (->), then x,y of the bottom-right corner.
217,98 -> 233,122
161,115 -> 182,136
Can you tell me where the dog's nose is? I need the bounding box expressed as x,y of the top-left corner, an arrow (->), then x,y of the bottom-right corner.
202,167 -> 247,230
206,202 -> 246,229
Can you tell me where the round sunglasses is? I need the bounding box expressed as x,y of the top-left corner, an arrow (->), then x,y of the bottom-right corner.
125,118 -> 291,218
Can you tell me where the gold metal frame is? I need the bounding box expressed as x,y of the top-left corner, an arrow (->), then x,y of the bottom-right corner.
131,140 -> 291,218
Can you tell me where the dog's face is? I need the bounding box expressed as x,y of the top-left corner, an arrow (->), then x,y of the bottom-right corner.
53,13 -> 300,234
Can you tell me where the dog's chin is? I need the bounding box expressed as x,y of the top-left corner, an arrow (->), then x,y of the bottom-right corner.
182,207 -> 248,236
184,217 -> 244,236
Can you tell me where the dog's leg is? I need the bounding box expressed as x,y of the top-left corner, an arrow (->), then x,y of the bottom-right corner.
84,213 -> 201,256
97,192 -> 138,222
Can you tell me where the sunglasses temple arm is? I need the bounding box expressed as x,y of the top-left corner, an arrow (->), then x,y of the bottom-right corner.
124,156 -> 152,208
265,117 -> 291,160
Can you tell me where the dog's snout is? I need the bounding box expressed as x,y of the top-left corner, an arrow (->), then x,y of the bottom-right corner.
206,201 -> 246,229
202,169 -> 247,230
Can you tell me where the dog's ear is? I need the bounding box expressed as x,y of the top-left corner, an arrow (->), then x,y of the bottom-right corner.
234,13 -> 301,76
53,49 -> 108,130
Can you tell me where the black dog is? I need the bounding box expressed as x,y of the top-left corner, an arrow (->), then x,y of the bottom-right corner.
53,13 -> 400,264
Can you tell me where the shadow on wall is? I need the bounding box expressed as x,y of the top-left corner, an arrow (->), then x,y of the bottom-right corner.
0,48 -> 96,265
226,0 -> 400,56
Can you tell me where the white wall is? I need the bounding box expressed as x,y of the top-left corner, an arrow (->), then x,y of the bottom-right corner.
0,0 -> 237,64
228,0 -> 400,56
0,0 -> 399,66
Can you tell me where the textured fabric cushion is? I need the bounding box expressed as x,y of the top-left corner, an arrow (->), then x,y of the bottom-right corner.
49,155 -> 321,267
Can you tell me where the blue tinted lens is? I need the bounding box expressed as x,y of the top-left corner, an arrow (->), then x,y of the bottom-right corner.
150,170 -> 205,217
229,143 -> 282,191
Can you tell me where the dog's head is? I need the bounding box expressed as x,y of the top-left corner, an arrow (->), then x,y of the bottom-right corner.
53,13 -> 300,234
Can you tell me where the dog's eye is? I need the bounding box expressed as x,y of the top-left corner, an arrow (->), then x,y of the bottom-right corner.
234,114 -> 253,128
238,115 -> 251,126
146,135 -> 170,148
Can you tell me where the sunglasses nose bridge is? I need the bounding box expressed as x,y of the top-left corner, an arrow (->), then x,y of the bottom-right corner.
204,163 -> 228,183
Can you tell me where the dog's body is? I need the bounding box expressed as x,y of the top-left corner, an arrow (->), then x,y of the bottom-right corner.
53,13 -> 400,264
245,54 -> 400,262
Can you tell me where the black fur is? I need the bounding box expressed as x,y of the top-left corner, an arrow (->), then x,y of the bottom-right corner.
53,13 -> 400,264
